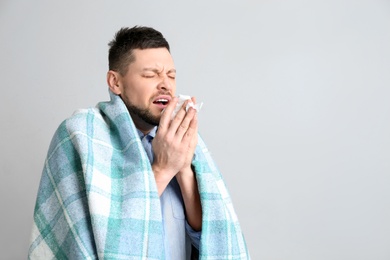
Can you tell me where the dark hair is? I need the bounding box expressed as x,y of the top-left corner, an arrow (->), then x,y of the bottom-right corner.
108,26 -> 170,75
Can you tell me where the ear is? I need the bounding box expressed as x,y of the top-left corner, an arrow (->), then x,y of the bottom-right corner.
107,70 -> 122,95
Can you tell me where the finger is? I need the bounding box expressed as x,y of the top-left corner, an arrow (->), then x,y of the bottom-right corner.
168,99 -> 192,134
177,105 -> 196,131
158,97 -> 178,133
181,110 -> 198,144
174,107 -> 197,141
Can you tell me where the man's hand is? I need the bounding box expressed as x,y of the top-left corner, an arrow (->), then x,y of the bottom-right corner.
152,97 -> 198,195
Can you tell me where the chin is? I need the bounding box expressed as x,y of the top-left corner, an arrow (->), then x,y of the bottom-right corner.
145,114 -> 161,126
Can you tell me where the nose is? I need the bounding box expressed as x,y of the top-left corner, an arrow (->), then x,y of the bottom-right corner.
157,75 -> 173,91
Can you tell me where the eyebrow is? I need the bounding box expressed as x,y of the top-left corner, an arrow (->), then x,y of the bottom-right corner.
142,67 -> 176,74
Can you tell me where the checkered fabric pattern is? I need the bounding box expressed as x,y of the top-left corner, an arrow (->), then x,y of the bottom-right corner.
28,91 -> 250,259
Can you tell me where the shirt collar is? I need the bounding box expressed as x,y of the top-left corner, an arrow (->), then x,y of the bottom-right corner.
136,126 -> 158,139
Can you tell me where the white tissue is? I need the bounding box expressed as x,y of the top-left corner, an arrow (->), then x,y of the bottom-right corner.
170,94 -> 203,119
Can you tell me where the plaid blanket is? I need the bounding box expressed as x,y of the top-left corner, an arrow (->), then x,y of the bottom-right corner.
28,91 -> 250,259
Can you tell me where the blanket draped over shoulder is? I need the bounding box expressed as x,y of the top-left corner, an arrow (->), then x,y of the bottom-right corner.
29,91 -> 250,259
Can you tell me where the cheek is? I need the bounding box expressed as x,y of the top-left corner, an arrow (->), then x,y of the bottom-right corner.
136,87 -> 156,108
171,81 -> 177,94
123,81 -> 151,103
120,86 -> 138,106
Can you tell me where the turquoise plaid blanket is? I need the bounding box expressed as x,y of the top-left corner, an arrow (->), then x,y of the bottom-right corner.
29,91 -> 250,259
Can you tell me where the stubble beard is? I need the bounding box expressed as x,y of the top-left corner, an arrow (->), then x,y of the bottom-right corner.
125,102 -> 160,126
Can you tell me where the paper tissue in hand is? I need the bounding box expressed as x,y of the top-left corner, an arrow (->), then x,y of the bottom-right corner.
170,94 -> 203,119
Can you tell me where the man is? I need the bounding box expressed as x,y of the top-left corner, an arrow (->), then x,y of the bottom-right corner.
29,26 -> 250,259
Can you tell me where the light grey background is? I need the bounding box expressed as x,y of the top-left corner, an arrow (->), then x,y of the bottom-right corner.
1,0 -> 390,259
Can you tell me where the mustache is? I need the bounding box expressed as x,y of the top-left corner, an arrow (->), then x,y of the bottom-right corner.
157,91 -> 172,96
150,91 -> 173,100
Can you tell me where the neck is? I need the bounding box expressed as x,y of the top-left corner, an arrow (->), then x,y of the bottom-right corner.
129,112 -> 155,135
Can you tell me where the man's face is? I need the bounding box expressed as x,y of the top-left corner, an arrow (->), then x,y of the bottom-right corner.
116,48 -> 176,129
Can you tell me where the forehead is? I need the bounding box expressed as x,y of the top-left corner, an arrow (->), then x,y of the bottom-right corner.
131,48 -> 175,69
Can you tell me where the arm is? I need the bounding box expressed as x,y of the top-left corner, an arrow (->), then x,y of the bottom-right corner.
176,100 -> 202,231
176,166 -> 202,231
152,97 -> 202,231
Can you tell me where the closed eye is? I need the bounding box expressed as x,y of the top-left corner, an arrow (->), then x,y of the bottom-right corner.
167,72 -> 176,79
143,73 -> 155,78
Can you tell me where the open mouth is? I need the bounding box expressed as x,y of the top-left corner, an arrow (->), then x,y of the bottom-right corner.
153,98 -> 169,106
152,95 -> 172,108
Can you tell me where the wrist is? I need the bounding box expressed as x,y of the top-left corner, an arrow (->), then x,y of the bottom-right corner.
152,163 -> 177,195
177,166 -> 194,180
179,164 -> 193,172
